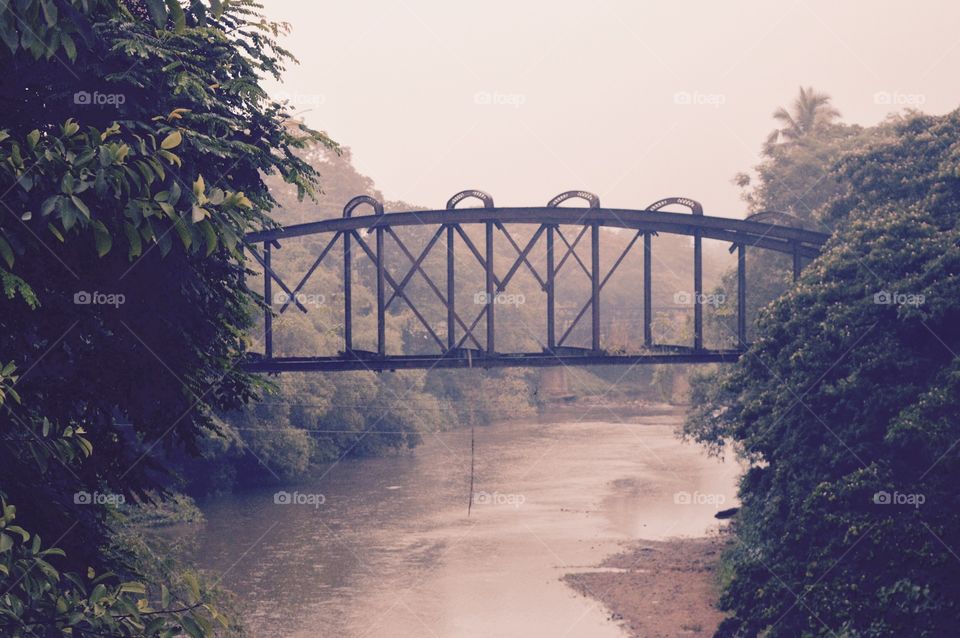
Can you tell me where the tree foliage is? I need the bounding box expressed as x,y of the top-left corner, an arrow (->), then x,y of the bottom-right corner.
0,0 -> 335,634
686,110 -> 960,636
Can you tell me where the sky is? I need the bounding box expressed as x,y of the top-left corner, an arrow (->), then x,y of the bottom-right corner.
260,0 -> 960,218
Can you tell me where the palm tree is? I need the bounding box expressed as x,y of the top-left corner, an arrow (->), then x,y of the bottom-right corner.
764,86 -> 841,153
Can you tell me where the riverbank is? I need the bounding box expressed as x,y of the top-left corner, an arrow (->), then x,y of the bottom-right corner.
564,534 -> 729,637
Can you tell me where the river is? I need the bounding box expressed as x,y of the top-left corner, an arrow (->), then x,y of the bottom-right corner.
189,406 -> 740,637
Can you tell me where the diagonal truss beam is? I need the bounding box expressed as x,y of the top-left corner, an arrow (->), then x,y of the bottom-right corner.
384,226 -> 483,350
454,225 -> 503,289
554,226 -> 591,279
558,229 -> 643,347
350,230 -> 446,350
494,222 -> 547,289
277,232 -> 342,314
455,224 -> 546,350
244,241 -> 309,314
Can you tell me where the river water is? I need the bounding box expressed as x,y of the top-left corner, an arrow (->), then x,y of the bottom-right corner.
190,407 -> 740,637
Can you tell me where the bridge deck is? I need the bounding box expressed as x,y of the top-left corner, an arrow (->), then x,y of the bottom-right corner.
244,348 -> 744,373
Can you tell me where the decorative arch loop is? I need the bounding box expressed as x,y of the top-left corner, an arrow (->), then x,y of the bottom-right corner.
646,196 -> 703,215
343,195 -> 384,218
547,190 -> 600,209
446,190 -> 495,210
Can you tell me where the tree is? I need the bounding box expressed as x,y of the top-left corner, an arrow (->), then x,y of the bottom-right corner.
0,0 -> 334,633
764,86 -> 841,154
685,110 -> 960,636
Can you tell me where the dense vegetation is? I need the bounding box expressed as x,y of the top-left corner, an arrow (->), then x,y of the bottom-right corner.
0,0 -> 333,634
687,101 -> 960,635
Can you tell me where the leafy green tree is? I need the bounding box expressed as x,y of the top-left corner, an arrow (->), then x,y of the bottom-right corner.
0,0 -> 334,633
686,110 -> 960,636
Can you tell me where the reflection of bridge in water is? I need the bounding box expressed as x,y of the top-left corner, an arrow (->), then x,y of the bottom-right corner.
243,190 -> 829,373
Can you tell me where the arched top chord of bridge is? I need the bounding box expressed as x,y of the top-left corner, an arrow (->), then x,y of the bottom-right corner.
243,190 -> 829,373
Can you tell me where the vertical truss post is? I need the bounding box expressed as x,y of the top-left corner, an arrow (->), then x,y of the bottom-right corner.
694,229 -> 703,351
643,232 -> 652,348
591,222 -> 601,351
343,231 -> 352,352
792,242 -> 802,282
737,243 -> 747,346
264,242 -> 273,359
485,222 -> 495,354
546,224 -> 556,351
376,226 -> 385,356
447,224 -> 456,351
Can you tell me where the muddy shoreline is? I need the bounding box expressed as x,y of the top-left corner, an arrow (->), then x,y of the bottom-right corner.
564,533 -> 729,637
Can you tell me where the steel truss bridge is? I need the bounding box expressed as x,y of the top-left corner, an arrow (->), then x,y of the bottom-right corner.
243,190 -> 829,373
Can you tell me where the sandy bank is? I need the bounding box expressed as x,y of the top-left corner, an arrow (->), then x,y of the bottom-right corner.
564,534 -> 728,637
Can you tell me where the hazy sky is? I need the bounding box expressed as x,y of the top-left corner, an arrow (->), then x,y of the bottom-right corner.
260,0 -> 960,218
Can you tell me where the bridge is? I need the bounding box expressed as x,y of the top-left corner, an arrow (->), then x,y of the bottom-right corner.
243,190 -> 829,373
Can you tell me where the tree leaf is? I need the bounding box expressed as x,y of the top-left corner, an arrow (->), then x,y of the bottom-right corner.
0,235 -> 13,268
160,130 -> 182,150
92,221 -> 112,257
